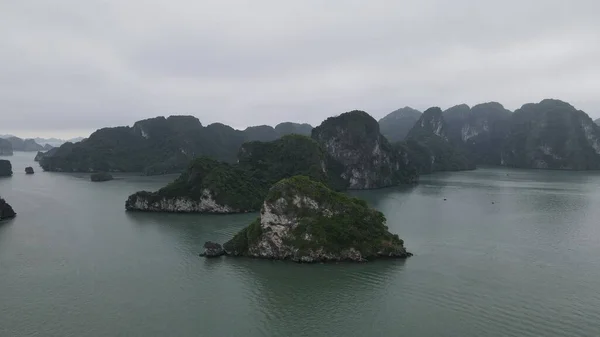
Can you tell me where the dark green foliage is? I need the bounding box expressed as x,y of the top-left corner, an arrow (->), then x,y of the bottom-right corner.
127,135 -> 339,212
313,110 -> 381,148
238,134 -> 329,187
274,122 -> 313,137
225,176 -> 406,258
40,116 -> 305,174
502,99 -> 600,169
223,218 -> 262,255
0,160 -> 12,177
90,172 -> 113,182
378,107 -> 422,142
0,198 -> 16,220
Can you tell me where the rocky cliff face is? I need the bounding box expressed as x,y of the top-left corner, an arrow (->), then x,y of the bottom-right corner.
405,107 -> 474,173
443,102 -> 511,165
0,139 -> 13,156
0,160 -> 12,177
222,176 -> 411,262
378,107 -> 422,143
502,99 -> 600,169
0,198 -> 16,220
127,189 -> 238,213
312,110 -> 417,189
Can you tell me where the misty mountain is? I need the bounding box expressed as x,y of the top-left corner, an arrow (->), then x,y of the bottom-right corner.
40,117 -> 318,175
378,107 -> 422,143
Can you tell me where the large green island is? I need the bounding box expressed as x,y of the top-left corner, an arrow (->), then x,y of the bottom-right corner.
207,176 -> 411,262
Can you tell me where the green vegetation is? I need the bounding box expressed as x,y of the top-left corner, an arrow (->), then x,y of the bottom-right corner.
127,135 -> 336,212
378,107 -> 422,143
41,116 -> 312,175
224,176 -> 408,260
0,160 -> 12,177
502,99 -> 600,169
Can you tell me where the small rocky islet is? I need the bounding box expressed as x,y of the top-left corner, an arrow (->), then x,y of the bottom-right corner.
0,159 -> 12,177
0,198 -> 16,220
202,176 -> 411,262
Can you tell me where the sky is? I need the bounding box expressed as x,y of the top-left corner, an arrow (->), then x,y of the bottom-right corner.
1,0 -> 600,139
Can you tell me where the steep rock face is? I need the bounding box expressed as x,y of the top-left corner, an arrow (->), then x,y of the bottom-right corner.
444,102 -> 512,165
275,122 -> 313,137
0,198 -> 16,220
312,110 -> 417,189
405,107 -> 474,173
407,107 -> 449,140
222,176 -> 411,262
378,107 -> 422,143
0,160 -> 12,177
502,99 -> 600,169
25,167 -> 34,174
0,139 -> 13,156
34,147 -> 59,162
6,137 -> 45,151
126,135 -> 335,213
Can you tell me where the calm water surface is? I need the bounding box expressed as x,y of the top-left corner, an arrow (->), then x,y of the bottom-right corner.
2,152 -> 600,336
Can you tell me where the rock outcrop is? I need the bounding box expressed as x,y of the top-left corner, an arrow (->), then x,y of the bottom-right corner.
90,172 -> 113,182
0,139 -> 13,156
25,167 -> 34,174
34,147 -> 59,163
502,99 -> 600,169
0,198 -> 16,220
221,176 -> 411,262
199,242 -> 225,257
404,107 -> 474,173
443,102 -> 512,165
0,160 -> 12,177
378,107 -> 422,143
312,110 -> 418,189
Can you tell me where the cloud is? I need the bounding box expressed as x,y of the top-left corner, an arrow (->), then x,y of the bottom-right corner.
1,0 -> 599,136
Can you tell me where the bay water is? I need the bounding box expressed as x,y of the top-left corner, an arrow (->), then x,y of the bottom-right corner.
2,152 -> 600,336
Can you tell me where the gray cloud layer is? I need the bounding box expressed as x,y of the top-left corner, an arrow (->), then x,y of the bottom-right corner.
2,0 -> 599,137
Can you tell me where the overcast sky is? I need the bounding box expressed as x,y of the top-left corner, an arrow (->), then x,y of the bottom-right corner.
1,0 -> 599,138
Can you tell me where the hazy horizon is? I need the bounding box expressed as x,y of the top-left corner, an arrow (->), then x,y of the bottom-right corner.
2,1 -> 599,139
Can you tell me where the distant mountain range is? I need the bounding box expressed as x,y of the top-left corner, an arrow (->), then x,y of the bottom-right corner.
0,135 -> 85,148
